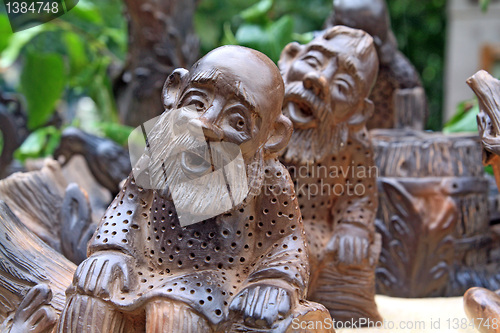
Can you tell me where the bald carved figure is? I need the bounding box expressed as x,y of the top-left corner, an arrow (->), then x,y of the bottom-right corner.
56,46 -> 332,333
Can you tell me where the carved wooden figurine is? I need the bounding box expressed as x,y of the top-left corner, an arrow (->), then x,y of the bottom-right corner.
24,45 -> 330,332
327,0 -> 427,130
278,26 -> 382,324
463,70 -> 500,333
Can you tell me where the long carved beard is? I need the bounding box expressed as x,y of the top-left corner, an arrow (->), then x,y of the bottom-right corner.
144,109 -> 265,224
281,84 -> 348,165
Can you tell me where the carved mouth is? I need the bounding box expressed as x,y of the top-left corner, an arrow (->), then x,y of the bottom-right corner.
181,150 -> 212,179
285,101 -> 316,129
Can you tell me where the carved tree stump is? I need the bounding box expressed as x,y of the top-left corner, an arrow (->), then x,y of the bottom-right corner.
372,129 -> 491,297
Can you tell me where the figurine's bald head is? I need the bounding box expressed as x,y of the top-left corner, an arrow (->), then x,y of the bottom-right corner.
188,46 -> 285,131
162,45 -> 292,160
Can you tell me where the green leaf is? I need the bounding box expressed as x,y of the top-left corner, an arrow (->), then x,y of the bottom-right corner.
240,0 -> 273,23
480,0 -> 491,12
443,102 -> 479,134
0,25 -> 48,68
235,15 -> 294,62
20,52 -> 65,129
95,122 -> 133,146
14,126 -> 61,162
221,22 -> 238,45
292,32 -> 314,45
63,31 -> 87,77
0,15 -> 12,53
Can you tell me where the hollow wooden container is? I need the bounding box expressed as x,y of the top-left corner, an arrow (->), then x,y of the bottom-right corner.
371,129 -> 493,297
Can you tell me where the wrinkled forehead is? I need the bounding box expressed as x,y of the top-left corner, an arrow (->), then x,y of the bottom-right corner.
189,50 -> 280,107
306,34 -> 359,57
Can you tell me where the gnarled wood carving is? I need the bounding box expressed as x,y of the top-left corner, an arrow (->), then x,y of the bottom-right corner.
463,70 -> 500,333
54,127 -> 131,196
327,0 -> 427,130
278,26 -> 382,324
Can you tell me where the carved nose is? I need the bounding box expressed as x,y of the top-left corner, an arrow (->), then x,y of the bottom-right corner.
303,72 -> 328,99
189,117 -> 224,141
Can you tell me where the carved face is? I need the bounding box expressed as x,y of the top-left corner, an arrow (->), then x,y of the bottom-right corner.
279,26 -> 378,164
163,46 -> 291,163
135,46 -> 293,224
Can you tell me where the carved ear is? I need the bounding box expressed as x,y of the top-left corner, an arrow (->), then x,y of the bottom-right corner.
264,115 -> 293,155
278,42 -> 303,73
162,68 -> 189,110
347,98 -> 374,126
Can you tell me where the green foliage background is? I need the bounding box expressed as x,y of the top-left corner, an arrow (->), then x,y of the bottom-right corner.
196,0 -> 447,131
0,0 -> 450,161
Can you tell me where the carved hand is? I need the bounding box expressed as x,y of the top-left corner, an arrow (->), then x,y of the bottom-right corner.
326,223 -> 371,265
10,284 -> 57,333
229,284 -> 292,328
73,252 -> 135,298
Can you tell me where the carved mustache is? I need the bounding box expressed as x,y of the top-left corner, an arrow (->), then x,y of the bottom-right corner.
284,83 -> 330,123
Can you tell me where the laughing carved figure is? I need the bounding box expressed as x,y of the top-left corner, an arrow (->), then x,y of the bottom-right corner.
279,26 -> 382,324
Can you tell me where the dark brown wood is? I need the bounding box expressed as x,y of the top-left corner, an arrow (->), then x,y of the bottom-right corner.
327,0 -> 427,130
0,94 -> 27,179
54,127 -> 131,196
463,70 -> 500,331
278,26 -> 381,324
464,288 -> 500,333
372,129 -> 492,297
54,46 -> 333,332
114,0 -> 201,127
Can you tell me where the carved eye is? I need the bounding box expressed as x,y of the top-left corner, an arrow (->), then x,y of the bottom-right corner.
184,96 -> 206,111
303,55 -> 321,69
334,78 -> 352,95
225,107 -> 249,133
236,119 -> 245,130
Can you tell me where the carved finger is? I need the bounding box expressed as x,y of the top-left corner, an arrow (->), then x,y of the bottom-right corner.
79,258 -> 98,293
245,286 -> 260,320
338,238 -> 346,262
16,284 -> 52,320
87,259 -> 108,296
118,261 -> 132,293
277,288 -> 291,316
261,287 -> 280,326
29,306 -> 57,333
95,261 -> 112,298
74,258 -> 90,287
252,286 -> 271,326
362,239 -> 369,261
83,259 -> 102,293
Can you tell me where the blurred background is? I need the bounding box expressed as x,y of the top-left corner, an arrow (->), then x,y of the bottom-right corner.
0,0 -> 498,165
